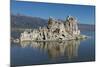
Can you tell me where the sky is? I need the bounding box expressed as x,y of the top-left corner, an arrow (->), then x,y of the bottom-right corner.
11,0 -> 95,24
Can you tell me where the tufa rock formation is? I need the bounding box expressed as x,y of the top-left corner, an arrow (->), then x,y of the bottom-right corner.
20,16 -> 86,41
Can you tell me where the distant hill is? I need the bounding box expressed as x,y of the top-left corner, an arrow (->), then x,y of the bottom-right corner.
11,14 -> 48,28
11,14 -> 95,31
78,24 -> 95,31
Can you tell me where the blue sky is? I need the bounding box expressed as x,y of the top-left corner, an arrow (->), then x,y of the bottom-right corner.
11,0 -> 95,24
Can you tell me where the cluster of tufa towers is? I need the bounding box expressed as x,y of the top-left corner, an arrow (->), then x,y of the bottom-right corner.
20,16 -> 80,41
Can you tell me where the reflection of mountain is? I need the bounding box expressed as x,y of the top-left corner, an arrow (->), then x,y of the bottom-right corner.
20,40 -> 80,59
11,14 -> 95,31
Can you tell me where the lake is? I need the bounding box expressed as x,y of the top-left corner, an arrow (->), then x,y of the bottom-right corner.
11,31 -> 95,66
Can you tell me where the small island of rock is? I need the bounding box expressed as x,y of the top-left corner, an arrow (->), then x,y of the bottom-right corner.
20,16 -> 87,42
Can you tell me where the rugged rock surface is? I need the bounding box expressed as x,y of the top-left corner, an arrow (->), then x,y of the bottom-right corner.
20,16 -> 86,41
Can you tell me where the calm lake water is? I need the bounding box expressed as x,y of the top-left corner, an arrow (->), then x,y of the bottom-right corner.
11,31 -> 95,66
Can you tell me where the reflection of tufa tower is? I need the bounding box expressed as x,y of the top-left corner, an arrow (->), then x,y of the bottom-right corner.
20,40 -> 80,60
65,16 -> 80,36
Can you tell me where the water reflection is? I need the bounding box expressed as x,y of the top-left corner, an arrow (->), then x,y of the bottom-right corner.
20,40 -> 81,60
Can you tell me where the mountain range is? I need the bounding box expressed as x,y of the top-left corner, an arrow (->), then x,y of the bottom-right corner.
11,14 -> 95,31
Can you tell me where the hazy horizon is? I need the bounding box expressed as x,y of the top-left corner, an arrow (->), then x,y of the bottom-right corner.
11,13 -> 95,25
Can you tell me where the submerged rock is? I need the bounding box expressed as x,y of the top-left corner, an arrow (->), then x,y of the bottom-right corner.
20,16 -> 87,41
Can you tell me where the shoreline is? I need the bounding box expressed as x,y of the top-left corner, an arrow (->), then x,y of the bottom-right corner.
11,35 -> 88,43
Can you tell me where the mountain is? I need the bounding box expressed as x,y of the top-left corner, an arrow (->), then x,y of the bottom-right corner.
11,14 -> 95,31
78,24 -> 95,31
11,14 -> 48,28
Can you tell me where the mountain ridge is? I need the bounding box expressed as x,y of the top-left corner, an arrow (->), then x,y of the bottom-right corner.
11,14 -> 95,31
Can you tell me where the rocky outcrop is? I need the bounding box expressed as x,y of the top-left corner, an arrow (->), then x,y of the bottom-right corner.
20,16 -> 86,41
